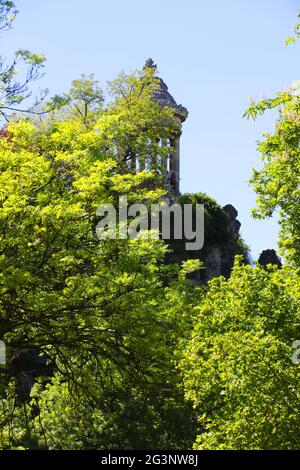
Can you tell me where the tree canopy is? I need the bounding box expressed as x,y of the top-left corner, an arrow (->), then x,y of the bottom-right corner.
180,260 -> 300,449
0,3 -> 300,452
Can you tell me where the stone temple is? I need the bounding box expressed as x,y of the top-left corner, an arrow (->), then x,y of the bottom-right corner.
144,58 -> 188,195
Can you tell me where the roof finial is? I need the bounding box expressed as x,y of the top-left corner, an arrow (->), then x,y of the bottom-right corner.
144,58 -> 157,70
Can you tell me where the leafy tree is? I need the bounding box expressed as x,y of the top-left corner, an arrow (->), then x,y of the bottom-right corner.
244,87 -> 300,266
104,67 -> 177,174
180,259 -> 300,449
0,1 -> 46,122
47,75 -> 104,127
0,69 -> 199,449
243,9 -> 300,266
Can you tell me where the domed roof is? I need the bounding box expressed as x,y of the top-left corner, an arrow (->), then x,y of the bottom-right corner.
144,58 -> 188,123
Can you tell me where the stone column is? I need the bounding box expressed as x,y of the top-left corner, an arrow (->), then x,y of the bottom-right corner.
130,154 -> 137,172
138,156 -> 145,171
169,139 -> 175,173
170,133 -> 181,194
160,138 -> 167,176
173,134 -> 180,194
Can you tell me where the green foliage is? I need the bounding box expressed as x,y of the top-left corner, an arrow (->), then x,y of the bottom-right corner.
165,192 -> 248,283
0,3 -> 47,122
0,1 -> 17,31
0,379 -> 33,450
51,75 -> 104,127
0,77 -> 172,359
180,260 -> 300,449
1,4 -> 299,451
0,67 -> 199,449
244,10 -> 300,266
103,67 -> 177,175
243,92 -> 291,121
285,9 -> 300,46
244,90 -> 300,265
178,193 -> 229,247
25,359 -> 197,450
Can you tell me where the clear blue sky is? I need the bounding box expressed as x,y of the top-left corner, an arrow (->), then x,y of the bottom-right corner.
5,0 -> 300,259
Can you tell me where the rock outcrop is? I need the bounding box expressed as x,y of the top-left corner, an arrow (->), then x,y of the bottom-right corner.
204,204 -> 246,281
167,193 -> 249,283
258,249 -> 282,268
